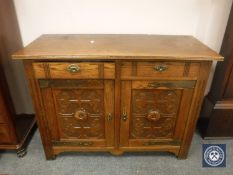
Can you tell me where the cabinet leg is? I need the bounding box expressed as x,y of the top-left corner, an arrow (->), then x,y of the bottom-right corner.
176,148 -> 188,160
41,141 -> 56,160
46,154 -> 56,160
17,148 -> 27,158
44,152 -> 56,160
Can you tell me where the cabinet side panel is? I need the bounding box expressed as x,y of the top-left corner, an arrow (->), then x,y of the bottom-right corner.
173,89 -> 194,140
40,88 -> 60,140
178,61 -> 212,159
24,61 -> 55,159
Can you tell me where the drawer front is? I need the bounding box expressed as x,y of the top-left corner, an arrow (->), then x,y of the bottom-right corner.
121,62 -> 200,78
0,124 -> 11,143
33,62 -> 115,79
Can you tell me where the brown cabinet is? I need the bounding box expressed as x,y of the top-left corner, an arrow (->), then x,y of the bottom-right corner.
13,34 -> 222,160
0,0 -> 36,157
199,5 -> 233,138
0,124 -> 12,143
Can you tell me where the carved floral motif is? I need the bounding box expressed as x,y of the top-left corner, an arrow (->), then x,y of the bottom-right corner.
130,90 -> 181,139
54,90 -> 105,139
74,109 -> 88,121
147,110 -> 161,122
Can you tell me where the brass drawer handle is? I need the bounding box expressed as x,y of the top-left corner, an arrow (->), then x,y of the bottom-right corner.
154,64 -> 168,72
121,110 -> 128,121
67,64 -> 80,73
107,113 -> 113,121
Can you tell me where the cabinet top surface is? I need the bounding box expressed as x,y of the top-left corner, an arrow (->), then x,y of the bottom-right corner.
13,34 -> 223,61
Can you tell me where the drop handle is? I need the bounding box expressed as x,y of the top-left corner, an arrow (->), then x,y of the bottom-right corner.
154,64 -> 168,72
66,64 -> 80,73
121,110 -> 128,121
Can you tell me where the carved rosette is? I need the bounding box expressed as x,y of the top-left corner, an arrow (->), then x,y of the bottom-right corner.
74,109 -> 88,121
147,110 -> 160,122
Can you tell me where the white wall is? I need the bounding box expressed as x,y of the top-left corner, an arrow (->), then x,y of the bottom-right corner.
14,0 -> 232,50
13,0 -> 232,113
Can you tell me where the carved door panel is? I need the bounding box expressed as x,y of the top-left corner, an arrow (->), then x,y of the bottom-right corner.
120,80 -> 195,147
40,80 -> 114,147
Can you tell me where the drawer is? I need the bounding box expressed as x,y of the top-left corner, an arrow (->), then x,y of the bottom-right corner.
121,62 -> 200,78
0,124 -> 11,143
33,62 -> 115,79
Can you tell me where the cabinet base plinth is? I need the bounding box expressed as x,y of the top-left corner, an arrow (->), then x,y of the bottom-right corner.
50,146 -> 181,159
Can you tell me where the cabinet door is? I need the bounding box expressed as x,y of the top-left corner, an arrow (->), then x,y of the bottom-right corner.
120,80 -> 195,147
40,79 -> 114,147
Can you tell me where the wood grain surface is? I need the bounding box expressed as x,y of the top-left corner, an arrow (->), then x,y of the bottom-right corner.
13,34 -> 223,61
17,34 -> 222,160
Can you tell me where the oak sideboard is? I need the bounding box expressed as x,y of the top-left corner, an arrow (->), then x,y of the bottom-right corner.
13,34 -> 223,160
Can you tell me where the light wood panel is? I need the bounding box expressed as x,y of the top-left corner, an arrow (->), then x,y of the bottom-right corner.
13,35 -> 223,61
16,35 -> 222,160
33,62 -> 115,79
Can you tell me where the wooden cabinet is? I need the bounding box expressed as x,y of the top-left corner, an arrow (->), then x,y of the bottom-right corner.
0,124 -> 12,143
0,0 -> 36,157
13,34 -> 222,160
199,5 -> 233,138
